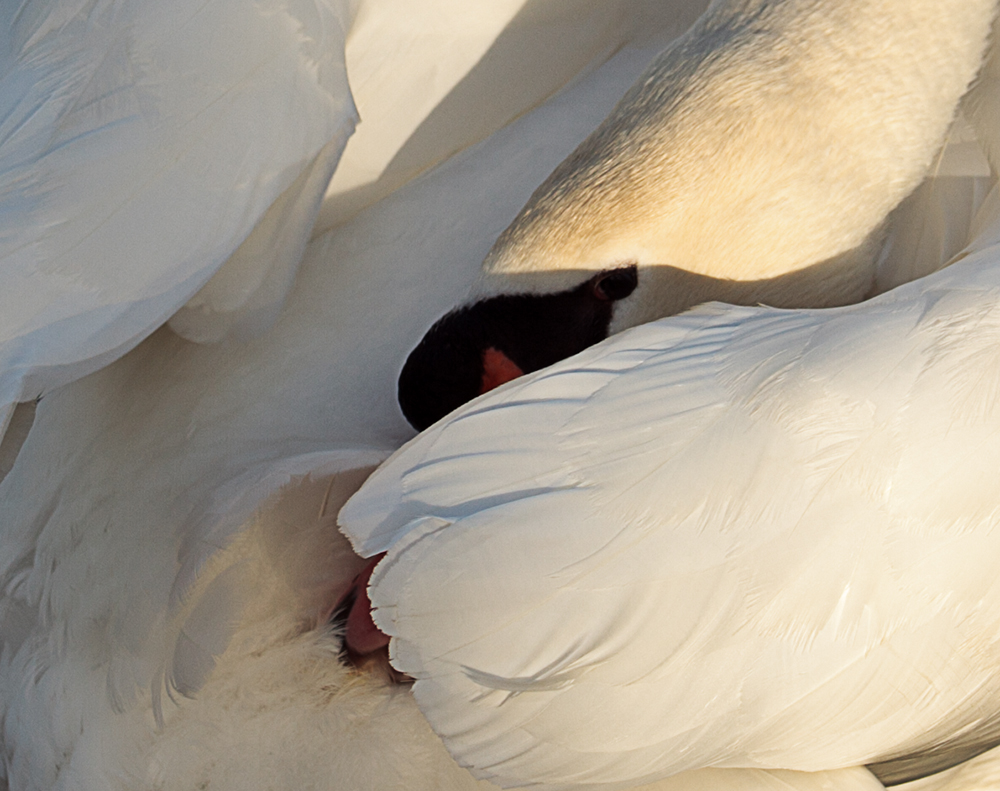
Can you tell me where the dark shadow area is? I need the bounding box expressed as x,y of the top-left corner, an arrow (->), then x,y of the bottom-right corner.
0,400 -> 37,487
869,719 -> 1000,786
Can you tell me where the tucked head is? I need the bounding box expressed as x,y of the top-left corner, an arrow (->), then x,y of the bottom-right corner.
399,267 -> 637,431
397,0 -> 995,430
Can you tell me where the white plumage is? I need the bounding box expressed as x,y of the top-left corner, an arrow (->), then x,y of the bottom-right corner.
471,0 -> 998,329
341,241 -> 1000,788
0,0 -> 357,425
339,1 -> 1000,789
2,0 -> 1000,790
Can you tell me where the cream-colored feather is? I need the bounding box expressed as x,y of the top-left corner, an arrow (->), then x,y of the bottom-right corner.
474,0 -> 997,332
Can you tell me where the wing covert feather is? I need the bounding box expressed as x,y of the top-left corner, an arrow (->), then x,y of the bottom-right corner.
340,251 -> 1000,788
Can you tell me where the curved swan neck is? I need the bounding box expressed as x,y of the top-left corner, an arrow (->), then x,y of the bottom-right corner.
481,0 -> 999,305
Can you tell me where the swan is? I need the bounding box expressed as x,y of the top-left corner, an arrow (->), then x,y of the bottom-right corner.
1,1 -> 997,790
396,0 -> 998,431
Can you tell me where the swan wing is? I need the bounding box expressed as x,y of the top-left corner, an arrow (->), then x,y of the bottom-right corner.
0,0 -> 356,416
341,243 -> 1000,788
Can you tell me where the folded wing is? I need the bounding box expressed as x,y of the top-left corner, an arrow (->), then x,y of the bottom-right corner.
342,239 -> 1000,788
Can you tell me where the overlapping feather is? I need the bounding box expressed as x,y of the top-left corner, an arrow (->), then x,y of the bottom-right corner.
339,57 -> 1000,789
0,0 -> 356,423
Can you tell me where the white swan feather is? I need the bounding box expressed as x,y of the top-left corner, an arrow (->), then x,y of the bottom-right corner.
3,0 -> 1000,789
0,0 -> 356,418
341,220 -> 1000,788
474,0 -> 997,330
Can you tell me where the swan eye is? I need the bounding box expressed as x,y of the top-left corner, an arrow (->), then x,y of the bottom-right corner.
591,266 -> 638,301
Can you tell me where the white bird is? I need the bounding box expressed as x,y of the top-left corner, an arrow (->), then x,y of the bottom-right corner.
1,0 -> 997,790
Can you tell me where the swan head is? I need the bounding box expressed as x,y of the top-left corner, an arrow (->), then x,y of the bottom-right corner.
397,266 -> 639,431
